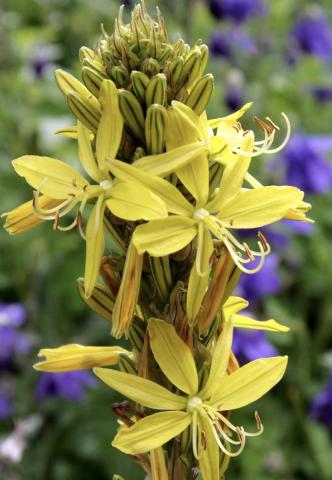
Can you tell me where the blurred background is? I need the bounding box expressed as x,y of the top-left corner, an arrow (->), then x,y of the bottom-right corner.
1,0 -> 332,478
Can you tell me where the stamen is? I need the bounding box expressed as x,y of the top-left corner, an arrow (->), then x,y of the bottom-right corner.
241,411 -> 264,437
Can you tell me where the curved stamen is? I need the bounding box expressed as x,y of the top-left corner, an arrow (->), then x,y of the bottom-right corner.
33,190 -> 77,220
241,411 -> 264,437
209,416 -> 246,457
223,237 -> 267,274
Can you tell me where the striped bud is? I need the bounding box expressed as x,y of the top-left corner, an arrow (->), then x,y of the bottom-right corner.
77,278 -> 115,323
149,255 -> 172,302
183,48 -> 202,90
145,104 -> 167,155
128,317 -> 146,352
67,91 -> 101,133
145,73 -> 167,106
55,69 -> 100,111
185,73 -> 214,116
199,44 -> 209,76
111,66 -> 130,88
131,70 -> 150,104
118,354 -> 138,375
169,57 -> 184,88
142,57 -> 160,77
79,46 -> 95,65
118,89 -> 145,141
82,66 -> 107,97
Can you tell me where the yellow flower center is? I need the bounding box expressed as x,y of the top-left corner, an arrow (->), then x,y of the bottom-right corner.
100,180 -> 113,191
193,208 -> 209,221
186,396 -> 203,412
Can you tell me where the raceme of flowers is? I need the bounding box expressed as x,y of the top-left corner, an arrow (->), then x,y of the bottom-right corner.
2,3 -> 312,479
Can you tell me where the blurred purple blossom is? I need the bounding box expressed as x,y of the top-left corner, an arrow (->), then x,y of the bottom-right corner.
237,253 -> 282,306
311,86 -> 332,104
291,9 -> 332,61
280,134 -> 332,194
0,389 -> 13,419
224,69 -> 245,112
31,43 -> 59,78
0,303 -> 31,370
207,0 -> 266,24
209,28 -> 257,59
36,371 -> 96,402
311,375 -> 332,429
0,303 -> 26,328
232,328 -> 277,366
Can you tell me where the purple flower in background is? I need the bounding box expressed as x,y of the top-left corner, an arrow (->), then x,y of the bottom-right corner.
0,303 -> 26,328
31,43 -> 59,78
311,375 -> 332,429
0,389 -> 13,419
36,371 -> 96,402
0,303 -> 30,370
207,0 -> 265,23
311,86 -> 332,104
238,253 -> 282,306
224,69 -> 245,112
232,329 -> 277,366
280,134 -> 332,194
210,28 -> 257,59
291,9 -> 332,61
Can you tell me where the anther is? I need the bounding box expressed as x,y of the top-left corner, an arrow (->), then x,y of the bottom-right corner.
265,116 -> 279,131
257,231 -> 269,251
243,242 -> 255,261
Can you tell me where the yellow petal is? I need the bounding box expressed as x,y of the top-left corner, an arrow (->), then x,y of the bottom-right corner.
96,80 -> 123,170
77,121 -> 102,182
34,344 -> 129,372
166,102 -> 201,149
111,241 -> 143,338
133,141 -> 209,178
106,182 -> 167,221
165,102 -> 209,204
211,356 -> 288,410
149,318 -> 198,396
2,197 -> 62,235
93,368 -> 186,410
112,411 -> 191,454
218,186 -> 304,228
198,412 -> 220,480
150,447 -> 168,480
176,154 -> 210,206
222,296 -> 249,318
133,217 -> 197,257
232,314 -> 289,332
12,156 -> 89,199
208,103 -> 252,129
196,222 -> 214,276
200,320 -> 233,400
84,195 -> 105,298
108,159 -> 193,216
186,263 -> 209,326
55,125 -> 94,140
207,133 -> 254,212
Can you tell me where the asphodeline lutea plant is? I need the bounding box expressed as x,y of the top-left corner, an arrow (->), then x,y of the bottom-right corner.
3,3 -> 312,479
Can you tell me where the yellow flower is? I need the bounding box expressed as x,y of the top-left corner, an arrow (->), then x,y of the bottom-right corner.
4,80 -> 170,297
34,344 -> 132,372
117,138 -> 305,274
94,318 -> 287,480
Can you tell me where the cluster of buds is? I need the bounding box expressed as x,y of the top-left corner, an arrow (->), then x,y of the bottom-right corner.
57,2 -> 213,160
3,3 -> 312,480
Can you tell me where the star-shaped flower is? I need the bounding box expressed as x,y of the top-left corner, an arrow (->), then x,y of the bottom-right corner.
94,318 -> 287,480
